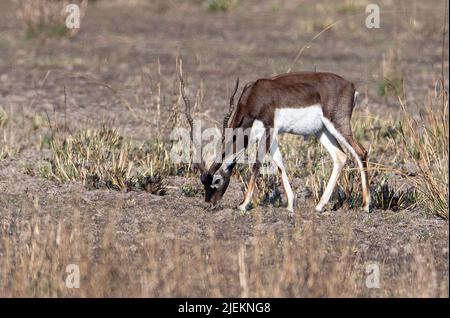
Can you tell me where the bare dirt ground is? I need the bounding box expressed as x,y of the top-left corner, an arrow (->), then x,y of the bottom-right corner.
0,0 -> 448,297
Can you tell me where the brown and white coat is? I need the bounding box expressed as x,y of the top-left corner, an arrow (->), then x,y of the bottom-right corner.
181,71 -> 370,213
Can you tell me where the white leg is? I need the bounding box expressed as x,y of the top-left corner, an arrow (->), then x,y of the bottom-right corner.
315,128 -> 347,212
238,162 -> 260,211
238,140 -> 264,211
271,140 -> 295,213
237,125 -> 266,211
321,117 -> 370,212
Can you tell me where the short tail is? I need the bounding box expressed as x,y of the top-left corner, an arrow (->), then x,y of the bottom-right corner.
353,91 -> 359,108
321,117 -> 363,171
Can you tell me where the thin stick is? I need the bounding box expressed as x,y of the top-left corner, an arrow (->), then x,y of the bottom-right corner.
287,14 -> 362,73
287,10 -> 410,73
61,71 -> 144,123
157,56 -> 162,135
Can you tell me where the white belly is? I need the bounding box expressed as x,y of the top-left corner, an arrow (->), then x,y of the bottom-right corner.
274,104 -> 323,135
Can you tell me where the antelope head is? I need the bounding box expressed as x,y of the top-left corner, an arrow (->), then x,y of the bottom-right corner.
179,74 -> 239,207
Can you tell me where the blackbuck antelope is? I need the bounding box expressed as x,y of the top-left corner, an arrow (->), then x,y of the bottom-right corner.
180,72 -> 370,213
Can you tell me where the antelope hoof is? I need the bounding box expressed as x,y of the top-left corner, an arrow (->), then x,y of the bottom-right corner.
207,204 -> 219,211
363,203 -> 371,213
238,203 -> 249,211
314,205 -> 323,213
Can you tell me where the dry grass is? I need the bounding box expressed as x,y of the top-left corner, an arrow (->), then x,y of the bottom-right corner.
0,197 -> 446,297
378,48 -> 404,99
42,125 -> 181,194
1,68 -> 444,299
0,106 -> 17,160
398,82 -> 449,219
335,0 -> 366,15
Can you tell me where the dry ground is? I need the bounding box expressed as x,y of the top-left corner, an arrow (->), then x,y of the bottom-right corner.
0,0 -> 448,297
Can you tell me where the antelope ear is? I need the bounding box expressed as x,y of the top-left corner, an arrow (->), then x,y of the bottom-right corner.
211,175 -> 224,188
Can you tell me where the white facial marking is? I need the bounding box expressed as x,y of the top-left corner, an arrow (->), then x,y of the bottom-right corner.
211,174 -> 224,188
274,104 -> 323,135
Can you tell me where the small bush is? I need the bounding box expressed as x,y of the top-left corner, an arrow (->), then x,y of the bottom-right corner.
24,23 -> 69,40
370,180 -> 418,211
17,0 -> 87,39
181,184 -> 199,197
256,176 -> 283,208
336,1 -> 363,15
377,78 -> 404,98
378,48 -> 404,99
205,0 -> 237,12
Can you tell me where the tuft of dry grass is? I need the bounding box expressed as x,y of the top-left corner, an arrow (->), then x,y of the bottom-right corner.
378,48 -> 404,99
398,82 -> 449,219
0,106 -> 17,160
43,125 -> 176,194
